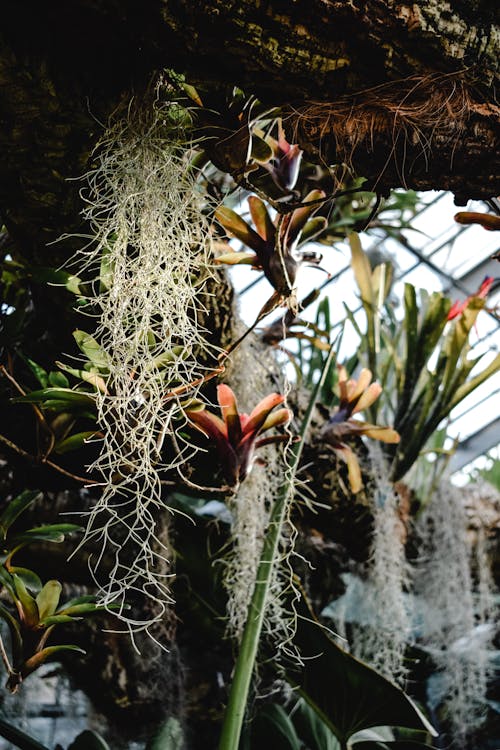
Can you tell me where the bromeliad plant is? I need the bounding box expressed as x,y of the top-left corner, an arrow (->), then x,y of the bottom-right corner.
185,384 -> 292,488
347,233 -> 500,484
0,490 -> 107,693
320,366 -> 400,493
215,190 -> 327,303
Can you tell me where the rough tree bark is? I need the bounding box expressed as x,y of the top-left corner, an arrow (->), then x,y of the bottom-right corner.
0,0 -> 498,262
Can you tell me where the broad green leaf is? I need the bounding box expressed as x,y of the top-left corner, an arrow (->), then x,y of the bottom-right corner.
24,358 -> 49,388
27,266 -> 82,296
215,206 -> 267,252
48,371 -> 70,388
15,388 -> 95,406
288,190 -> 326,244
250,134 -> 274,163
73,330 -> 108,369
349,233 -> 374,310
288,598 -> 436,744
68,730 -> 111,750
12,523 -> 81,545
54,431 -> 99,455
298,216 -> 328,246
39,614 -> 78,626
36,580 -> 62,620
13,574 -> 39,626
146,716 -> 184,750
0,716 -> 51,750
250,704 -> 302,750
58,602 -> 107,616
248,196 -> 275,242
0,490 -> 42,537
215,251 -> 258,266
22,644 -> 86,676
0,565 -> 15,595
9,567 -> 42,592
146,346 -> 187,371
57,361 -> 108,392
290,700 -> 340,750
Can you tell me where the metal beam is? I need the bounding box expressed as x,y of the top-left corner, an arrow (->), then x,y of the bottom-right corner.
450,417 -> 500,473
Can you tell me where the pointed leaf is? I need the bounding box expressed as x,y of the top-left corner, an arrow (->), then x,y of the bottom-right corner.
22,645 -> 86,677
250,134 -> 274,164
54,431 -> 99,455
56,362 -> 108,392
349,233 -> 375,309
260,408 -> 292,432
73,330 -> 108,370
217,384 -> 242,446
0,490 -> 42,538
248,196 -> 275,242
250,704 -> 302,750
298,217 -> 328,246
288,599 -> 436,743
215,206 -> 267,253
24,358 -> 49,388
9,567 -> 42,593
48,371 -> 70,388
13,574 -> 39,626
288,190 -> 326,245
244,393 -> 286,436
39,614 -> 78,626
215,251 -> 259,266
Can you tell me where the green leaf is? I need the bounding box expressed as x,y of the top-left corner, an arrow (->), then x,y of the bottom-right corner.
288,597 -> 436,744
27,266 -> 82,296
448,351 -> 500,412
48,371 -> 70,388
67,730 -> 111,750
0,490 -> 42,537
250,134 -> 274,163
58,602 -> 106,616
56,361 -> 108,392
22,644 -> 86,677
39,614 -> 78,626
73,330 -> 108,369
23,357 -> 49,388
13,574 -> 39,626
250,705 -> 302,750
291,699 -> 340,750
54,431 -> 99,455
0,716 -> 51,750
349,233 -> 374,310
36,580 -> 62,620
9,567 -> 42,592
15,387 -> 95,406
12,523 -> 81,545
215,206 -> 267,253
298,216 -> 328,246
146,716 -> 184,750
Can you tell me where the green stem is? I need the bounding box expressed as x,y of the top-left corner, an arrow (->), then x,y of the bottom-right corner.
218,346 -> 336,750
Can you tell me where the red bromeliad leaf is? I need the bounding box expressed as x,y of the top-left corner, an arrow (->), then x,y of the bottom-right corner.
248,196 -> 275,243
217,384 -> 242,445
243,393 -> 286,437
